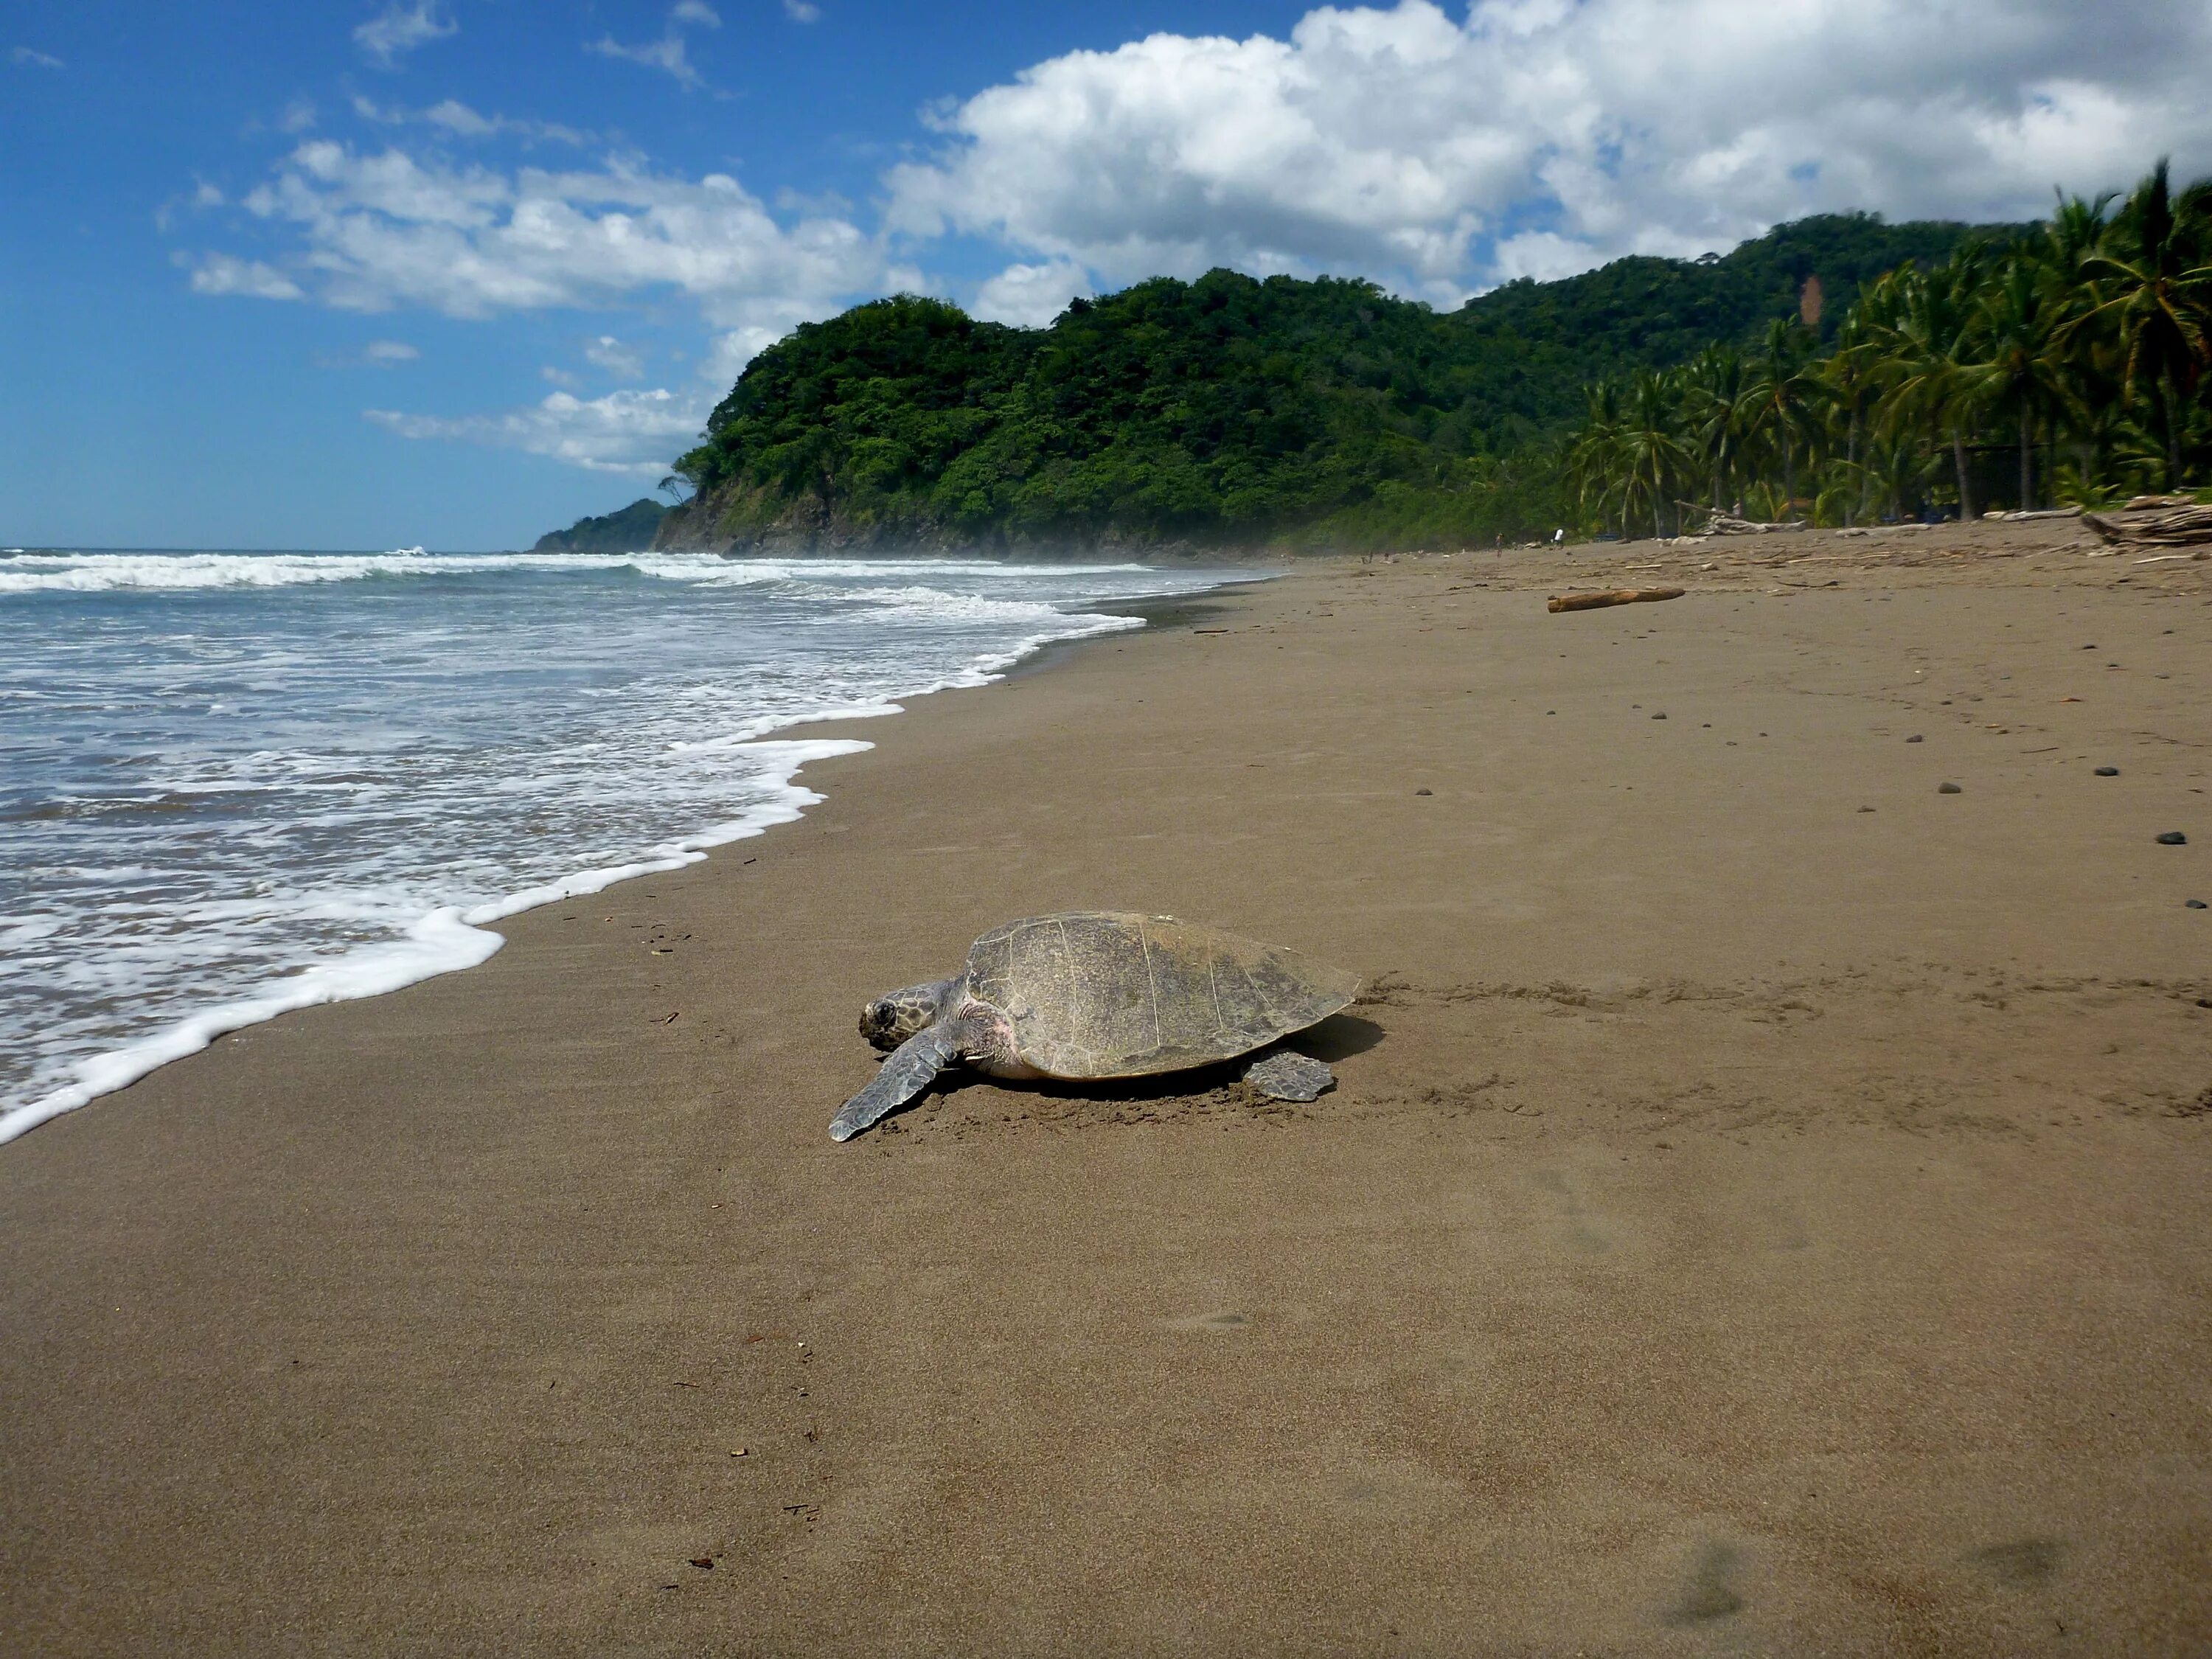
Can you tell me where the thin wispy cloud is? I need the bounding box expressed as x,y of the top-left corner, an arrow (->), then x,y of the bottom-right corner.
589,2 -> 719,91
365,387 -> 707,475
353,2 -> 456,69
12,46 -> 64,69
783,1 -> 823,21
584,335 -> 647,380
352,94 -> 594,146
184,252 -> 305,301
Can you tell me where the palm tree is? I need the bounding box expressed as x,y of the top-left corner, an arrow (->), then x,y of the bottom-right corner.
1680,345 -> 1755,512
1742,318 -> 1820,514
1565,380 -> 1627,536
1616,369 -> 1693,538
1869,254 -> 1986,519
2081,160 -> 2212,486
1966,254 -> 2076,509
1817,310 -> 1884,524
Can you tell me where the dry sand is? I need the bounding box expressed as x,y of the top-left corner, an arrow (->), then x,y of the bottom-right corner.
4,520 -> 2210,1655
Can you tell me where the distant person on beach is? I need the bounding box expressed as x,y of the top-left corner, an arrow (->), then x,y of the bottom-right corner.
1553,528 -> 1565,546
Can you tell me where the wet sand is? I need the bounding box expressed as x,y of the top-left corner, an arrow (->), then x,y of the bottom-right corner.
4,521 -> 2210,1655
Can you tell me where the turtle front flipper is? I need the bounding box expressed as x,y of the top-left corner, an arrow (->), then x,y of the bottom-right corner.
830,1012 -> 1000,1142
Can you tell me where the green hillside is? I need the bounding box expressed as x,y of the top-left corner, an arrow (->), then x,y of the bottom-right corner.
534,497 -> 669,553
661,213 -> 2011,552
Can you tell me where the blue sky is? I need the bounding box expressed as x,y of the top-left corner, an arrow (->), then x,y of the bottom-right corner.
4,0 -> 2208,550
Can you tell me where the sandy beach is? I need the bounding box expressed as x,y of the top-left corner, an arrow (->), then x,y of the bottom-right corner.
4,521 -> 2209,1655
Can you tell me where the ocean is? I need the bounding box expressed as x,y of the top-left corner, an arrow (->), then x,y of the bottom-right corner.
0,546 -> 1242,1141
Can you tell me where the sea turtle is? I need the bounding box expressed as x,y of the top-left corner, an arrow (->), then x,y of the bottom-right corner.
830,912 -> 1359,1141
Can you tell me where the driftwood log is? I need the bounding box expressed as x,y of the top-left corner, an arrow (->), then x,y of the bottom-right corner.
1548,588 -> 1686,613
2082,504 -> 2212,549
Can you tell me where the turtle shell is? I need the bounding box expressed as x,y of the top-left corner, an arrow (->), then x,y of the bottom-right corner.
963,912 -> 1357,1080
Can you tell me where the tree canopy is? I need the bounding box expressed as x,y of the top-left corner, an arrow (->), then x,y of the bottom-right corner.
1565,162 -> 2212,536
663,212 -> 2022,552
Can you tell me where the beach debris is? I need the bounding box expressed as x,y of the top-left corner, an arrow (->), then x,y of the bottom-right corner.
1546,587 -> 1686,613
689,1557 -> 715,1570
830,914 -> 1357,1141
2156,832 -> 2188,845
2188,900 -> 2207,909
1690,509 -> 1809,535
2096,767 -> 2120,776
1415,787 -> 1433,796
1652,712 -> 1667,720
1243,1050 -> 1336,1102
1939,782 -> 1964,794
2083,501 -> 2212,549
729,1447 -> 748,1457
1907,734 -> 1924,742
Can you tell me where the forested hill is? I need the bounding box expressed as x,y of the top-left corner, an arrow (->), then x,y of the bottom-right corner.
658,213 -> 2012,554
533,496 -> 667,552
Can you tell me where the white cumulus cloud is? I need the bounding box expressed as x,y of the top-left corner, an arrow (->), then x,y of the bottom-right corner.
888,0 -> 2212,300
365,387 -> 708,475
201,140 -> 887,344
972,258 -> 1091,327
353,2 -> 456,68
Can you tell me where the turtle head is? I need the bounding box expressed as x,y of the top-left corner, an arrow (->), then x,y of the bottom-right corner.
860,977 -> 961,1051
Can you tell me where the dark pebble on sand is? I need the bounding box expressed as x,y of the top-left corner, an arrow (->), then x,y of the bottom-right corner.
2188,900 -> 2208,909
1939,782 -> 1963,794
1857,806 -> 1876,813
2094,766 -> 2119,776
2156,832 -> 2187,845
1906,734 -> 1923,742
1415,788 -> 1433,796
1652,712 -> 1666,720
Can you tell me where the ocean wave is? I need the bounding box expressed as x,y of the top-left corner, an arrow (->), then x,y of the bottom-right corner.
0,737 -> 874,1144
0,549 -> 1167,597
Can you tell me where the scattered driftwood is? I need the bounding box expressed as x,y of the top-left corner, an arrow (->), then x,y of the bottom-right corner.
1994,507 -> 2081,521
1548,587 -> 1686,613
1697,512 -> 1808,536
2083,502 -> 2212,549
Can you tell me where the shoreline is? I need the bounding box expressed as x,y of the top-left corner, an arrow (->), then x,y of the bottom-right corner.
0,563 -> 1253,1145
5,524 -> 2210,1654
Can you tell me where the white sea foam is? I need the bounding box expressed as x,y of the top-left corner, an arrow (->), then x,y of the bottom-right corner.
0,737 -> 868,1144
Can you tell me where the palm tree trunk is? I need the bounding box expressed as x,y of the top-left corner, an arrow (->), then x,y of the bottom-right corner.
1951,428 -> 1974,521
2160,379 -> 2182,488
1846,415 -> 1860,528
2019,408 -> 2032,512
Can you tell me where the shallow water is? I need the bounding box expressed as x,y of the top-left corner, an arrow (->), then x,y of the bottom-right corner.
0,547 -> 1241,1140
